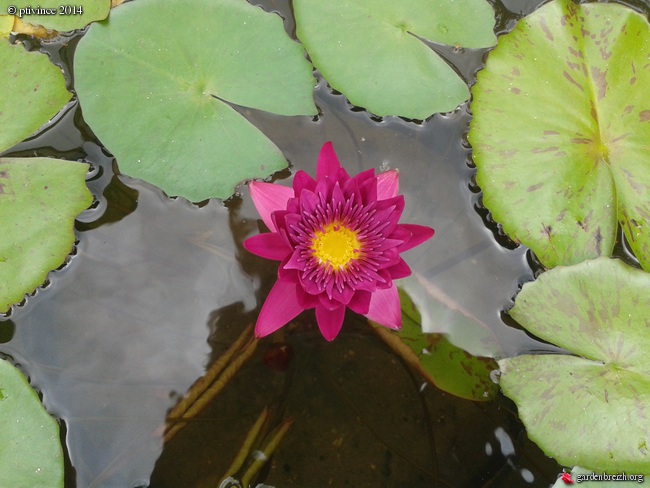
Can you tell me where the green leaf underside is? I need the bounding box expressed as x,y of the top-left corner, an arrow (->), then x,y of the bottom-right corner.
295,0 -> 496,118
74,0 -> 316,202
0,158 -> 92,313
0,39 -> 71,153
499,258 -> 650,473
0,359 -> 63,487
396,288 -> 498,401
0,0 -> 110,31
469,0 -> 650,269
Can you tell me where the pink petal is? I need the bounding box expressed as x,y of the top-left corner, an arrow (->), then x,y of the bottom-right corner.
316,142 -> 349,182
256,278 -> 306,338
292,170 -> 316,196
376,170 -> 399,200
364,284 -> 402,330
386,258 -> 412,280
315,303 -> 346,341
243,233 -> 291,261
347,290 -> 371,315
397,224 -> 435,252
249,181 -> 294,232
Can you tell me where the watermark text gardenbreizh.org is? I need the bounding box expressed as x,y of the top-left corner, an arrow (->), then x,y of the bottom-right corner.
563,471 -> 645,484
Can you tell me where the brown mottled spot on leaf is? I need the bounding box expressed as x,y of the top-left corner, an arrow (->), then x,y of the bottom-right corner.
595,227 -> 603,254
544,130 -> 560,136
511,68 -> 520,77
590,67 -> 607,100
0,171 -> 7,178
623,105 -> 634,114
630,77 -> 637,86
510,87 -> 520,95
590,101 -> 598,121
611,133 -> 630,143
566,60 -> 581,72
539,16 -> 554,41
563,71 -> 583,91
568,46 -> 583,59
527,183 -> 544,192
531,146 -> 559,153
640,110 -> 650,122
571,138 -> 592,144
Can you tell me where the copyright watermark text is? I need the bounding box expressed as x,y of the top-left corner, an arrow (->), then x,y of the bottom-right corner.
7,5 -> 84,17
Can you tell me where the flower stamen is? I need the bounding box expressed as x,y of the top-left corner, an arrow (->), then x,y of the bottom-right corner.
311,222 -> 361,269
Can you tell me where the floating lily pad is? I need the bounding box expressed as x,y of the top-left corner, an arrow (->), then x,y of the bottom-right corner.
373,288 -> 498,401
499,258 -> 650,473
0,158 -> 92,313
0,39 -> 71,153
469,0 -> 650,269
0,358 -> 63,487
0,14 -> 12,36
74,0 -> 317,202
0,0 -> 110,32
294,0 -> 496,118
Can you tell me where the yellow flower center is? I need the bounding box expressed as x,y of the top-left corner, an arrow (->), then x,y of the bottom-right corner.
311,223 -> 361,269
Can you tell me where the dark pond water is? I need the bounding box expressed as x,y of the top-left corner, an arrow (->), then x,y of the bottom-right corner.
3,0 -> 649,486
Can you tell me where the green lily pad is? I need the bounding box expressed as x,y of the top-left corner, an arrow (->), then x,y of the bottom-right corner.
373,288 -> 498,401
74,0 -> 317,202
499,258 -> 650,473
0,358 -> 63,487
294,0 -> 496,119
0,158 -> 92,313
469,0 -> 650,269
0,0 -> 110,32
0,39 -> 71,153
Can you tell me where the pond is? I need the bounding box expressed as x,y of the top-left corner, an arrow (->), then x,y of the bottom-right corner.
2,0 -> 648,486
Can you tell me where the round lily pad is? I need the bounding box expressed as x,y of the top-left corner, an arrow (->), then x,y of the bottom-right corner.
295,0 -> 496,118
74,0 -> 317,202
0,358 -> 63,487
499,258 -> 650,473
0,39 -> 71,153
469,0 -> 650,269
0,158 -> 92,313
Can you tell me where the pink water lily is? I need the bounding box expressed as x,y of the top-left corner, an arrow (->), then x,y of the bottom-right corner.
244,142 -> 434,341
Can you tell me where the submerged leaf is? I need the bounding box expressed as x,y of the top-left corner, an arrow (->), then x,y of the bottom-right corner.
469,0 -> 650,269
0,39 -> 71,152
499,258 -> 650,473
373,288 -> 499,402
74,0 -> 316,201
0,158 -> 91,312
295,0 -> 496,118
0,358 -> 63,487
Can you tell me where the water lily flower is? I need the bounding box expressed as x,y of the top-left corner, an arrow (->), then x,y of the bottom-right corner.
244,142 -> 434,341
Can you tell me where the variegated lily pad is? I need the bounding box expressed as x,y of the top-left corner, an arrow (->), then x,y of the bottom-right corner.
469,0 -> 650,269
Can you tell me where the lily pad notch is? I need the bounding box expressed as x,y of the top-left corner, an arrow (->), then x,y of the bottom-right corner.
74,0 -> 318,202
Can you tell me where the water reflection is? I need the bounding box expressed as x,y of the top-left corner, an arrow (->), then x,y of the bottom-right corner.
3,179 -> 254,486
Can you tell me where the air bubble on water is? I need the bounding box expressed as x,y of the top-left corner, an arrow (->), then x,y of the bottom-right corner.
485,441 -> 493,456
252,450 -> 268,461
520,468 -> 534,483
